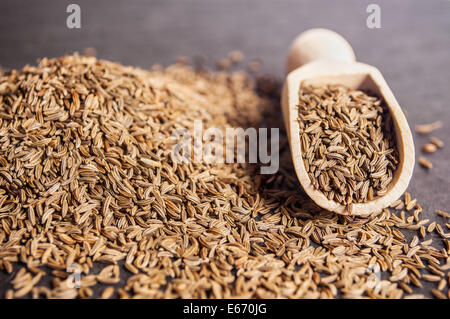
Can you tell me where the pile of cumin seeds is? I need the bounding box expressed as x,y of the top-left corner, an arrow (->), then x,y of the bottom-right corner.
297,84 -> 399,207
0,55 -> 449,299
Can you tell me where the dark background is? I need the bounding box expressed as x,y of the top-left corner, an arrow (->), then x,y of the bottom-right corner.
0,0 -> 449,298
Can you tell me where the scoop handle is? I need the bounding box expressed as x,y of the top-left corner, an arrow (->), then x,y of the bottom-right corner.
286,28 -> 356,74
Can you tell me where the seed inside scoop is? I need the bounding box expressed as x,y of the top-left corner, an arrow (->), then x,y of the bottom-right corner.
297,84 -> 399,207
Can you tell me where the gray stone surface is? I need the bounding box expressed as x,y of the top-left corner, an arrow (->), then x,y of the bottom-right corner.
0,0 -> 449,298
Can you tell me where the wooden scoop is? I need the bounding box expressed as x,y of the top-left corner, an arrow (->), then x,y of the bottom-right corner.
281,28 -> 415,216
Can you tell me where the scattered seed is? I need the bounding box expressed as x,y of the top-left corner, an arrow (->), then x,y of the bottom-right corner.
436,210 -> 450,218
422,143 -> 437,153
430,137 -> 444,148
422,274 -> 441,282
100,287 -> 115,299
216,58 -> 231,70
437,279 -> 446,291
419,157 -> 433,169
228,50 -> 244,63
431,289 -> 447,299
415,121 -> 442,134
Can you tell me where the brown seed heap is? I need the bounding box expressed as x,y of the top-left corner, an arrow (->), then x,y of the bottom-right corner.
0,56 -> 449,299
297,84 -> 399,206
